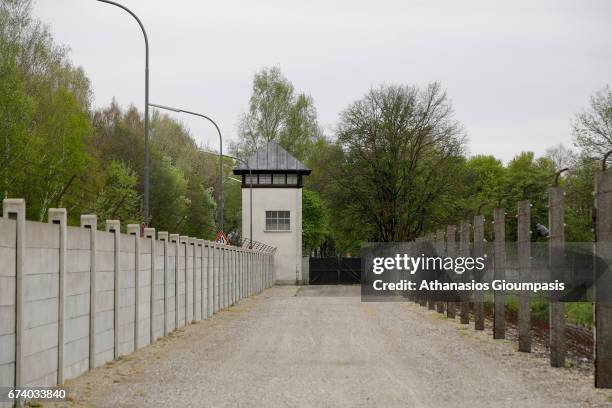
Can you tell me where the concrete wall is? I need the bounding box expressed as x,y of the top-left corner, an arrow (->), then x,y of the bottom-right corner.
0,199 -> 274,397
0,218 -> 16,389
242,187 -> 302,284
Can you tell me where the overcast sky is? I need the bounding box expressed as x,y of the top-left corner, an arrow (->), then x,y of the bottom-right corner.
33,0 -> 611,162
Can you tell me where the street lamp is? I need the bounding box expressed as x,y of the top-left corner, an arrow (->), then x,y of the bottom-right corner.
95,0 -> 150,224
149,103 -> 224,231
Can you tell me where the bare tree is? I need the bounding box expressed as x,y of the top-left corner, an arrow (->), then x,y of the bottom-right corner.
545,143 -> 576,170
573,85 -> 612,161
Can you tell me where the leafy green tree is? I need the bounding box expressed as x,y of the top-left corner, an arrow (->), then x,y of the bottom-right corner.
332,83 -> 466,243
496,152 -> 555,241
1,0 -> 92,221
93,161 -> 141,230
302,189 -> 329,253
279,94 -> 321,162
562,155 -> 596,242
232,66 -> 321,162
458,155 -> 505,217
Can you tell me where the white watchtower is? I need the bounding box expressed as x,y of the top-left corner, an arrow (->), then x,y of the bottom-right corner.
233,141 -> 310,285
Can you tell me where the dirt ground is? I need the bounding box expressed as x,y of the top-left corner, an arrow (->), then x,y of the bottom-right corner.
45,285 -> 612,407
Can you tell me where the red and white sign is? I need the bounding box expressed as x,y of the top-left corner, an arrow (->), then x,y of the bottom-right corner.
215,230 -> 230,245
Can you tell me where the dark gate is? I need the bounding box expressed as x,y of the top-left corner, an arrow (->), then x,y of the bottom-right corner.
309,257 -> 361,284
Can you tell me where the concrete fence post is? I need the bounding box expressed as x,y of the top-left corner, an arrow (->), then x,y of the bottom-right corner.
427,234 -> 436,308
595,170 -> 612,387
127,224 -> 140,350
212,244 -> 218,313
220,246 -> 224,309
242,249 -> 246,297
209,244 -> 215,313
105,220 -> 120,359
158,232 -> 169,336
446,225 -> 456,319
220,246 -> 225,309
252,251 -> 255,295
238,250 -> 242,298
247,250 -> 250,297
230,248 -> 235,305
179,236 -> 189,325
169,234 -> 179,330
197,239 -> 204,320
436,229 -> 446,314
493,207 -> 506,340
81,215 -> 97,368
3,199 -> 25,388
231,248 -> 235,301
264,253 -> 268,289
226,247 -> 230,307
232,248 -> 236,303
517,200 -> 532,352
189,238 -> 196,322
235,249 -> 240,301
217,244 -> 221,312
207,243 -> 213,318
228,248 -> 233,303
473,214 -> 485,330
249,250 -> 252,294
265,253 -> 269,289
144,228 -> 156,342
48,208 -> 67,384
237,249 -> 242,300
549,187 -> 566,367
227,248 -> 231,306
228,248 -> 232,304
459,221 -> 470,324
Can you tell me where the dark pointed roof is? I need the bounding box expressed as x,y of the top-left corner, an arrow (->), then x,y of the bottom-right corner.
233,141 -> 311,174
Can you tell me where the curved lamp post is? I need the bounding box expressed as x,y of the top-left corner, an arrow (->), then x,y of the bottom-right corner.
149,103 -> 224,231
96,0 -> 151,224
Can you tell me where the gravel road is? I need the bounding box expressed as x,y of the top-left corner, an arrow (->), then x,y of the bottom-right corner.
51,285 -> 612,407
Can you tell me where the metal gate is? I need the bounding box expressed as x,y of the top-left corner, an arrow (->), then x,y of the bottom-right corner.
309,257 -> 361,284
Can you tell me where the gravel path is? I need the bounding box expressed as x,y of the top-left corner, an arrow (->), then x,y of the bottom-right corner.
50,285 -> 612,407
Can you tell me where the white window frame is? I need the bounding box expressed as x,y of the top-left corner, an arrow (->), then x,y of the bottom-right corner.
265,210 -> 291,232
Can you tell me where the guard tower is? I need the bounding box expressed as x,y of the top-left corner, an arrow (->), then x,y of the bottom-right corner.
233,141 -> 311,284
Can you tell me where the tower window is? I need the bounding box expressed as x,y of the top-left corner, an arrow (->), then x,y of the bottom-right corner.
286,174 -> 297,185
245,174 -> 258,184
259,174 -> 272,184
273,174 -> 286,184
265,210 -> 290,231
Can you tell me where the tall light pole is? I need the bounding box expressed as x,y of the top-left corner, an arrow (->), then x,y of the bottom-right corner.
96,0 -> 150,224
149,103 -> 224,231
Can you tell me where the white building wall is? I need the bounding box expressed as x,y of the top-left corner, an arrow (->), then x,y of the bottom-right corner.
242,187 -> 302,284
